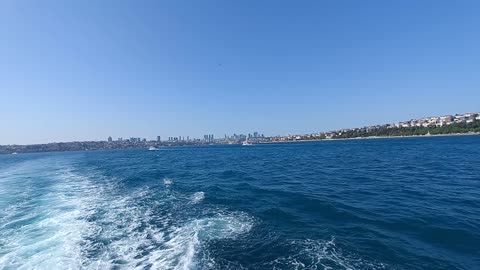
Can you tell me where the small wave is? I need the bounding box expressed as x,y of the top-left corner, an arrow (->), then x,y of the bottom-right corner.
266,238 -> 389,270
220,170 -> 239,179
164,178 -> 173,186
190,192 -> 205,204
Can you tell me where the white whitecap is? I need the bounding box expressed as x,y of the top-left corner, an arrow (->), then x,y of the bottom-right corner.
190,191 -> 205,204
164,178 -> 173,186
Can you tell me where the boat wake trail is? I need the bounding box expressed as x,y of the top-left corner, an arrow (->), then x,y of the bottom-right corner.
0,162 -> 97,269
0,159 -> 254,270
0,158 -> 387,270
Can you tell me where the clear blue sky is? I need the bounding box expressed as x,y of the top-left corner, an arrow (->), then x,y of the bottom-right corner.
1,0 -> 479,144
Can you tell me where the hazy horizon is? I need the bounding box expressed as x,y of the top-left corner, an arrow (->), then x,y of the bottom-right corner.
1,1 -> 479,145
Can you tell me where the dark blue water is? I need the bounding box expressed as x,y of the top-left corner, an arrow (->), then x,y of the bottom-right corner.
1,136 -> 479,269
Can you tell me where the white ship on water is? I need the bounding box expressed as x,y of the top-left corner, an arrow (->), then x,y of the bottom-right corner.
242,139 -> 253,146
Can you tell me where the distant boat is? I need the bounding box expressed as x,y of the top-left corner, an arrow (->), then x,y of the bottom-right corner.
242,139 -> 253,146
148,146 -> 159,151
11,152 -> 18,155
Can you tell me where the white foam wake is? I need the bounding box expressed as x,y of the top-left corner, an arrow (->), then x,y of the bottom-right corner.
0,161 -> 254,270
147,213 -> 254,270
0,161 -> 99,270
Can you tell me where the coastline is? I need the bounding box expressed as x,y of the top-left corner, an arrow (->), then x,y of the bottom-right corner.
263,132 -> 480,144
2,132 -> 479,155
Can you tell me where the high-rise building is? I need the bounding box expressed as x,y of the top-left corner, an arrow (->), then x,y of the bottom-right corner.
108,136 -> 112,143
157,136 -> 161,142
203,134 -> 214,143
254,132 -> 259,138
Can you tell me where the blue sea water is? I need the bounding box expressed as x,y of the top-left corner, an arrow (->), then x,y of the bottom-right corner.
1,136 -> 480,270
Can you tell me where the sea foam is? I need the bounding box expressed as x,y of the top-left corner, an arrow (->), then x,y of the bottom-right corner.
0,157 -> 254,270
266,238 -> 388,270
0,163 -> 97,270
190,191 -> 205,204
164,177 -> 173,186
147,212 -> 254,269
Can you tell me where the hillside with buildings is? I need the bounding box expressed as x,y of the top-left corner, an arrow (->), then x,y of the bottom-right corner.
270,112 -> 480,141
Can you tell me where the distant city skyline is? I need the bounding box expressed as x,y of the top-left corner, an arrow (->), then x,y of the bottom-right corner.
1,110 -> 478,155
1,1 -> 479,145
2,110 -> 478,146
80,111 -> 480,143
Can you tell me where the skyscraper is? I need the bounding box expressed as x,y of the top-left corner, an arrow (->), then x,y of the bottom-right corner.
108,136 -> 112,143
157,136 -> 161,142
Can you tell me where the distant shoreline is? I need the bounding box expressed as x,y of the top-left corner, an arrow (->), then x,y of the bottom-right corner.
263,132 -> 480,144
1,132 -> 479,155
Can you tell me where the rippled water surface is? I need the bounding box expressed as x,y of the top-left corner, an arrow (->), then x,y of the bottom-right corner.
1,136 -> 479,269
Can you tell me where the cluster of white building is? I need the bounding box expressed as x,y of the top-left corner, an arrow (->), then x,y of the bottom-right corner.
260,111 -> 480,142
394,112 -> 480,128
309,111 -> 479,140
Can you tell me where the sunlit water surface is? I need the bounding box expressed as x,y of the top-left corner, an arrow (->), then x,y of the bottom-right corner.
1,136 -> 479,269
